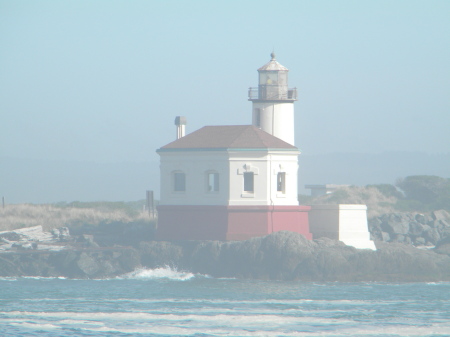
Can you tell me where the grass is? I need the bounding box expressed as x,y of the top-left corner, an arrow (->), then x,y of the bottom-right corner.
0,202 -> 154,232
301,186 -> 398,218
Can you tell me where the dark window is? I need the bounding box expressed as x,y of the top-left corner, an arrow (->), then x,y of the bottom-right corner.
207,172 -> 219,192
255,108 -> 261,127
277,172 -> 285,193
173,172 -> 185,192
244,172 -> 254,192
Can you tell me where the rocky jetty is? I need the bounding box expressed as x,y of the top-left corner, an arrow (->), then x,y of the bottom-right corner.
1,226 -> 450,281
0,225 -> 140,278
137,232 -> 450,282
369,210 -> 450,246
0,225 -> 69,252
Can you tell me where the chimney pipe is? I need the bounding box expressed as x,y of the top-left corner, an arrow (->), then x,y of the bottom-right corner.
174,116 -> 187,139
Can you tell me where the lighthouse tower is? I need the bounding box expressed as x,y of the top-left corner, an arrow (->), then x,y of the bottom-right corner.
248,52 -> 297,145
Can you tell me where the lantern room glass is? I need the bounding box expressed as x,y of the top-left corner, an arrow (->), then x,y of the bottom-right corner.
259,71 -> 278,85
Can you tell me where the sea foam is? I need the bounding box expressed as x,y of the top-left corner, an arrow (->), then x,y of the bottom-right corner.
118,266 -> 198,281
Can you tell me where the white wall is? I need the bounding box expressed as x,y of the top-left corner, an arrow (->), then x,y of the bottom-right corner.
228,150 -> 299,206
158,149 -> 300,206
159,151 -> 230,206
309,204 -> 376,250
252,102 -> 295,145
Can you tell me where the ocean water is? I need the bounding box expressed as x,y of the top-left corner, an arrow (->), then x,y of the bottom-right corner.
1,268 -> 449,337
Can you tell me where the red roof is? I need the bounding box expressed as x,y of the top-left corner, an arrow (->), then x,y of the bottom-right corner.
159,125 -> 297,150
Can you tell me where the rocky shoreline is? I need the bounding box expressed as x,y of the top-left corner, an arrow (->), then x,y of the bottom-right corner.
369,210 -> 450,246
1,225 -> 450,282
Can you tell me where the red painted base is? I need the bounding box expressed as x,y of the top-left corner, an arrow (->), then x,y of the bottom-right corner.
156,205 -> 312,241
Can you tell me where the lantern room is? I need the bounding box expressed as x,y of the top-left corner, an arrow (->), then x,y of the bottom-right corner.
249,52 -> 297,101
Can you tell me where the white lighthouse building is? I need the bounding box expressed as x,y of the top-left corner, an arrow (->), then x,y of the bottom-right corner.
156,54 -> 311,241
155,53 -> 376,250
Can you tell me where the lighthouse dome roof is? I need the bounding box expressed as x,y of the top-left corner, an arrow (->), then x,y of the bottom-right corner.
258,52 -> 288,71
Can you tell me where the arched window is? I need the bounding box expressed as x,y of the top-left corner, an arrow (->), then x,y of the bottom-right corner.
238,164 -> 259,197
172,171 -> 186,192
254,108 -> 261,127
243,172 -> 254,193
206,171 -> 219,192
277,172 -> 286,193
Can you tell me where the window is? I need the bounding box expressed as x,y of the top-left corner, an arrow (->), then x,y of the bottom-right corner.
243,172 -> 254,193
277,172 -> 286,193
173,172 -> 185,192
254,108 -> 261,127
207,172 -> 219,192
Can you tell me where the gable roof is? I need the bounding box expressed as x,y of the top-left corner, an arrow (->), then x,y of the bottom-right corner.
158,125 -> 297,151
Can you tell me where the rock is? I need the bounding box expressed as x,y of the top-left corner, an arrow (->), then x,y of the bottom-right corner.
369,212 -> 450,247
425,214 -> 435,226
414,237 -> 426,246
139,241 -> 184,268
415,214 -> 426,225
381,232 -> 391,241
409,221 -> 425,236
190,241 -> 223,276
392,234 -> 405,243
259,231 -> 317,279
76,252 -> 100,276
12,242 -> 34,250
422,224 -> 432,232
77,234 -> 99,248
424,228 -> 441,245
117,248 -> 141,272
432,210 -> 450,222
434,236 -> 450,256
0,232 -> 22,241
436,220 -> 450,235
440,219 -> 450,227
3,227 -> 450,281
380,216 -> 410,235
370,231 -> 381,241
368,218 -> 382,232
51,227 -> 71,242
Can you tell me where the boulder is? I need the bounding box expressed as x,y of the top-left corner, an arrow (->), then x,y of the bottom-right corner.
434,236 -> 450,256
432,210 -> 450,222
76,252 -> 101,276
409,221 -> 425,236
0,232 -> 22,241
415,214 -> 426,225
51,227 -> 71,242
424,228 -> 441,244
77,234 -> 99,248
381,232 -> 391,241
380,216 -> 410,235
414,237 -> 426,246
139,241 -> 184,268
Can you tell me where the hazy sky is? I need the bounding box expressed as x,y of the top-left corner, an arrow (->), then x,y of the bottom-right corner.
2,0 -> 449,163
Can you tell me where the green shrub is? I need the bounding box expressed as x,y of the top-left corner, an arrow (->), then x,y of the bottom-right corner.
396,175 -> 450,212
366,184 -> 404,199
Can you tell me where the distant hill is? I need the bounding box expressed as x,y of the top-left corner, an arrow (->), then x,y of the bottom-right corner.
1,157 -> 160,204
299,151 -> 450,194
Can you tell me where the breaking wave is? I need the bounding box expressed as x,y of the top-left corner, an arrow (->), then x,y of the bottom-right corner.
118,266 -> 202,281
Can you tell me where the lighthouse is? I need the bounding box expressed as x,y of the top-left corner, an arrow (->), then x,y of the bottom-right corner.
249,52 -> 297,145
153,53 -> 376,249
155,54 -> 311,241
